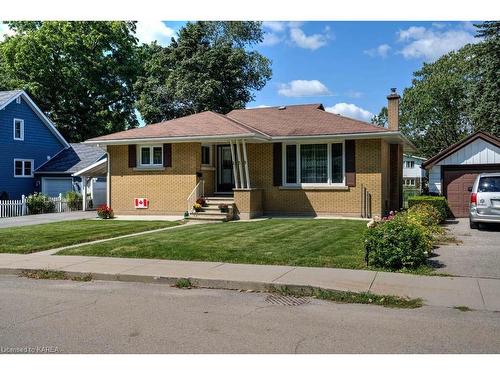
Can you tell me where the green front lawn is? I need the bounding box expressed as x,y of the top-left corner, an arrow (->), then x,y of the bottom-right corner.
0,220 -> 180,254
58,219 -> 368,269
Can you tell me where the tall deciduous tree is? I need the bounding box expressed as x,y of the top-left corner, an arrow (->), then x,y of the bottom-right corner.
135,21 -> 272,124
0,21 -> 141,142
374,22 -> 499,158
469,21 -> 500,135
399,45 -> 475,158
371,106 -> 388,127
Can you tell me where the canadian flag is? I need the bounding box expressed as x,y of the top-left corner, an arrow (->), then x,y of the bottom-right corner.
134,198 -> 149,209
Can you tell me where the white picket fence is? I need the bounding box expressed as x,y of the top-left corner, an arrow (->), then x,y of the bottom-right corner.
0,193 -> 80,218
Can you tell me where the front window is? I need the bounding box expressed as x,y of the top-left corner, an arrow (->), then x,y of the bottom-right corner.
300,144 -> 328,183
139,145 -> 163,166
405,161 -> 415,169
404,178 -> 415,186
283,142 -> 344,186
13,119 -> 24,140
201,145 -> 212,165
14,159 -> 33,177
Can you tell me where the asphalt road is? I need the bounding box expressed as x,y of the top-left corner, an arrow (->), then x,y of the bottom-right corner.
1,275 -> 500,354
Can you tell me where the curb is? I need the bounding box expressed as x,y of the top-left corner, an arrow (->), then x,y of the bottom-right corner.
1,266 -> 360,299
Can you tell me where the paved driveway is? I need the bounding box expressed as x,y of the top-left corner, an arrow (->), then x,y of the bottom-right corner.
0,211 -> 97,228
433,219 -> 500,278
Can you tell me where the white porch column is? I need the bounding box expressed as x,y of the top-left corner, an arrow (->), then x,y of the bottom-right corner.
82,176 -> 88,211
235,140 -> 245,189
229,140 -> 240,189
242,139 -> 250,189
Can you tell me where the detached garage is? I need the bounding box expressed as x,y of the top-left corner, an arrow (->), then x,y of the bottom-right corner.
423,131 -> 500,217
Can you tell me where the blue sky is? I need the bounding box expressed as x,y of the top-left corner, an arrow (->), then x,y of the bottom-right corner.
131,20 -> 480,122
0,20 -> 481,123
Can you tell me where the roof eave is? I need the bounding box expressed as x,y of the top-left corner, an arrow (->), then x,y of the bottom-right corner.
84,133 -> 269,145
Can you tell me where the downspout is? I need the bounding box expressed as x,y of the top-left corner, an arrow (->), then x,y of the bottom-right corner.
105,148 -> 111,207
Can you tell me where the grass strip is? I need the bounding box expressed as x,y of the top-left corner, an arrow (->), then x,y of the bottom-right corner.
272,286 -> 423,309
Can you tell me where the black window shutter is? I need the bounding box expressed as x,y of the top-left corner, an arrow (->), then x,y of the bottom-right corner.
273,143 -> 282,187
345,140 -> 356,187
163,144 -> 172,167
128,144 -> 136,168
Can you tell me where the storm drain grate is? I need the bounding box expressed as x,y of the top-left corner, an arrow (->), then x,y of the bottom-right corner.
265,294 -> 310,306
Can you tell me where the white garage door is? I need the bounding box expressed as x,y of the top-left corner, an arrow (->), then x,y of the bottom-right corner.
42,178 -> 73,197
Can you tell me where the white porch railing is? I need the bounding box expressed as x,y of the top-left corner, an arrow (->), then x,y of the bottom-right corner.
186,180 -> 205,213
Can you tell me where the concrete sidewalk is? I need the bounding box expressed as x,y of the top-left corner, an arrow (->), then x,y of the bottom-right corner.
0,252 -> 499,312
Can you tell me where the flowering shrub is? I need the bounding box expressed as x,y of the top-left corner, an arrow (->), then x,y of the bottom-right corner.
96,204 -> 114,219
407,204 -> 441,228
193,203 -> 203,212
366,211 -> 397,228
365,213 -> 431,270
26,193 -> 55,214
408,196 -> 449,222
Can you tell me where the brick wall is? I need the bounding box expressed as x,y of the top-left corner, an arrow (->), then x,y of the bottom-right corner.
109,143 -> 200,215
246,139 -> 384,217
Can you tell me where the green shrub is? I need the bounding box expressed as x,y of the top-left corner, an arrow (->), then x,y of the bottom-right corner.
365,213 -> 431,270
65,191 -> 82,211
407,196 -> 449,222
407,204 -> 441,228
26,193 -> 55,214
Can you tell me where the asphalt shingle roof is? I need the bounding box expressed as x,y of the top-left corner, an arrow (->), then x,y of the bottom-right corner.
87,103 -> 390,142
36,143 -> 106,174
0,90 -> 23,108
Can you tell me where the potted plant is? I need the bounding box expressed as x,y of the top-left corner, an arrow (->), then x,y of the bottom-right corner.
193,203 -> 203,212
196,197 -> 207,207
218,203 -> 228,213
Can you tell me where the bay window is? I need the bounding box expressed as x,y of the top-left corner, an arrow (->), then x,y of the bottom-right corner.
283,142 -> 345,186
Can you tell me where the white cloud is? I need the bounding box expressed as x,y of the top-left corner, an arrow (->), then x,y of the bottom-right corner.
363,44 -> 391,58
261,22 -> 330,50
325,103 -> 374,122
262,21 -> 286,33
0,23 -> 15,42
397,25 -> 476,61
289,27 -> 329,50
135,21 -> 176,46
278,80 -> 331,97
262,32 -> 283,46
247,104 -> 271,109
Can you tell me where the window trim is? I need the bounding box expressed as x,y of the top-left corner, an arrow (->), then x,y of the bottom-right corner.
282,141 -> 346,187
16,97 -> 21,104
13,118 -> 24,141
13,158 -> 34,178
404,178 -> 416,186
137,144 -> 163,168
201,144 -> 213,167
405,160 -> 415,169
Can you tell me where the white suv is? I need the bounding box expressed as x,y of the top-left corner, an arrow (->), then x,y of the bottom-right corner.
469,173 -> 500,229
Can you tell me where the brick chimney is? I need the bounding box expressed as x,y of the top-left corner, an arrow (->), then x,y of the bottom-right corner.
387,88 -> 400,131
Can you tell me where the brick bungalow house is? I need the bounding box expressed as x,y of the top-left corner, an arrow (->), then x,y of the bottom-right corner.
85,89 -> 413,219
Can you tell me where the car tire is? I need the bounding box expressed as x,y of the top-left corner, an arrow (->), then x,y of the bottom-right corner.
469,219 -> 479,229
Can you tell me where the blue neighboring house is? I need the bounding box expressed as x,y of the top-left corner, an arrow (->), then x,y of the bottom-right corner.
0,90 -> 69,200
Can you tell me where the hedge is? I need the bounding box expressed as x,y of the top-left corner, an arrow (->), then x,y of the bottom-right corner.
407,196 -> 450,222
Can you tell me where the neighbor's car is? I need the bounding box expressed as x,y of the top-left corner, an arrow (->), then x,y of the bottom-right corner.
469,172 -> 500,229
